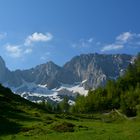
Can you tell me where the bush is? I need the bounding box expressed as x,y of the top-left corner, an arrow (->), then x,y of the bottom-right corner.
52,122 -> 75,132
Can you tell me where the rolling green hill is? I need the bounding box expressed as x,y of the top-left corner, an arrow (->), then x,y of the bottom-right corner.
0,84 -> 48,135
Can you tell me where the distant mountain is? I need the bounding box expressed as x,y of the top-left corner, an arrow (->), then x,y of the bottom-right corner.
0,56 -> 11,83
15,61 -> 61,89
0,53 -> 134,103
57,53 -> 133,89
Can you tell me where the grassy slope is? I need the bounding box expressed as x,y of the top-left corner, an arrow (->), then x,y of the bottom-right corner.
1,115 -> 140,140
0,85 -> 140,140
0,84 -> 47,135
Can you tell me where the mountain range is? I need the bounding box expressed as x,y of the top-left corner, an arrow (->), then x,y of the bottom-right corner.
0,53 -> 134,103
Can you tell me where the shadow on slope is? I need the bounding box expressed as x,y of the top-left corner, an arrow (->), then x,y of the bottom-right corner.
0,84 -> 46,136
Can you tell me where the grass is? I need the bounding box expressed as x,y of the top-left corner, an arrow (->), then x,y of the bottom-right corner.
1,85 -> 140,140
1,112 -> 140,140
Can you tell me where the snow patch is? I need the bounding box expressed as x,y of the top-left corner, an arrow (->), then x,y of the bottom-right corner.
8,80 -> 88,103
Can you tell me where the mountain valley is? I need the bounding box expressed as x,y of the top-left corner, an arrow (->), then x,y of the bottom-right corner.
0,53 -> 134,103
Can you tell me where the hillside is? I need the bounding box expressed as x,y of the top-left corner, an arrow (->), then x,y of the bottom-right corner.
0,84 -> 48,135
1,86 -> 140,140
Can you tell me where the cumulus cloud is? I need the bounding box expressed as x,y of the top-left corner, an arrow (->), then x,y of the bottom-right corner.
116,32 -> 133,43
5,44 -> 22,58
5,44 -> 32,58
24,48 -> 32,54
4,32 -> 53,58
101,32 -> 140,52
25,32 -> 53,46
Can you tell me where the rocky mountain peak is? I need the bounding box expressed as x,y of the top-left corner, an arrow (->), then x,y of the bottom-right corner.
0,53 -> 134,102
0,56 -> 9,83
60,53 -> 133,89
0,56 -> 5,67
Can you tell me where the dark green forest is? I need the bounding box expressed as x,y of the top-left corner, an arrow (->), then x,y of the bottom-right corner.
71,53 -> 140,116
43,53 -> 140,117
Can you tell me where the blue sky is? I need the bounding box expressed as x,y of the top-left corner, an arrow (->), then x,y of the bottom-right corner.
0,0 -> 140,70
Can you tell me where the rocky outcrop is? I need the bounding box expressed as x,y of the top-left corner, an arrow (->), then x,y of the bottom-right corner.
0,53 -> 133,91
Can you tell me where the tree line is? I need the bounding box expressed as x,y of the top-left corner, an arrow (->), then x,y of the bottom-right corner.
40,53 -> 140,117
71,53 -> 140,116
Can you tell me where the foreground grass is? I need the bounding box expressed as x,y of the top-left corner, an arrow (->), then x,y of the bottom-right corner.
1,84 -> 140,140
1,113 -> 140,140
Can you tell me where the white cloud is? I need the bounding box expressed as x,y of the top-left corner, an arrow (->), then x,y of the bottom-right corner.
0,32 -> 7,40
116,32 -> 133,43
101,32 -> 140,52
24,48 -> 32,54
5,44 -> 33,58
25,32 -> 53,46
101,44 -> 124,52
5,44 -> 22,58
4,31 -> 53,59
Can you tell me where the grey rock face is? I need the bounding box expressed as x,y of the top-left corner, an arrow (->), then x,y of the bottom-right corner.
0,56 -> 7,82
19,61 -> 61,88
58,53 -> 132,89
0,53 -> 133,91
0,56 -> 11,83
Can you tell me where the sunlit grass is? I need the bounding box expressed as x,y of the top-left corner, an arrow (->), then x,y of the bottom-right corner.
1,112 -> 140,140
